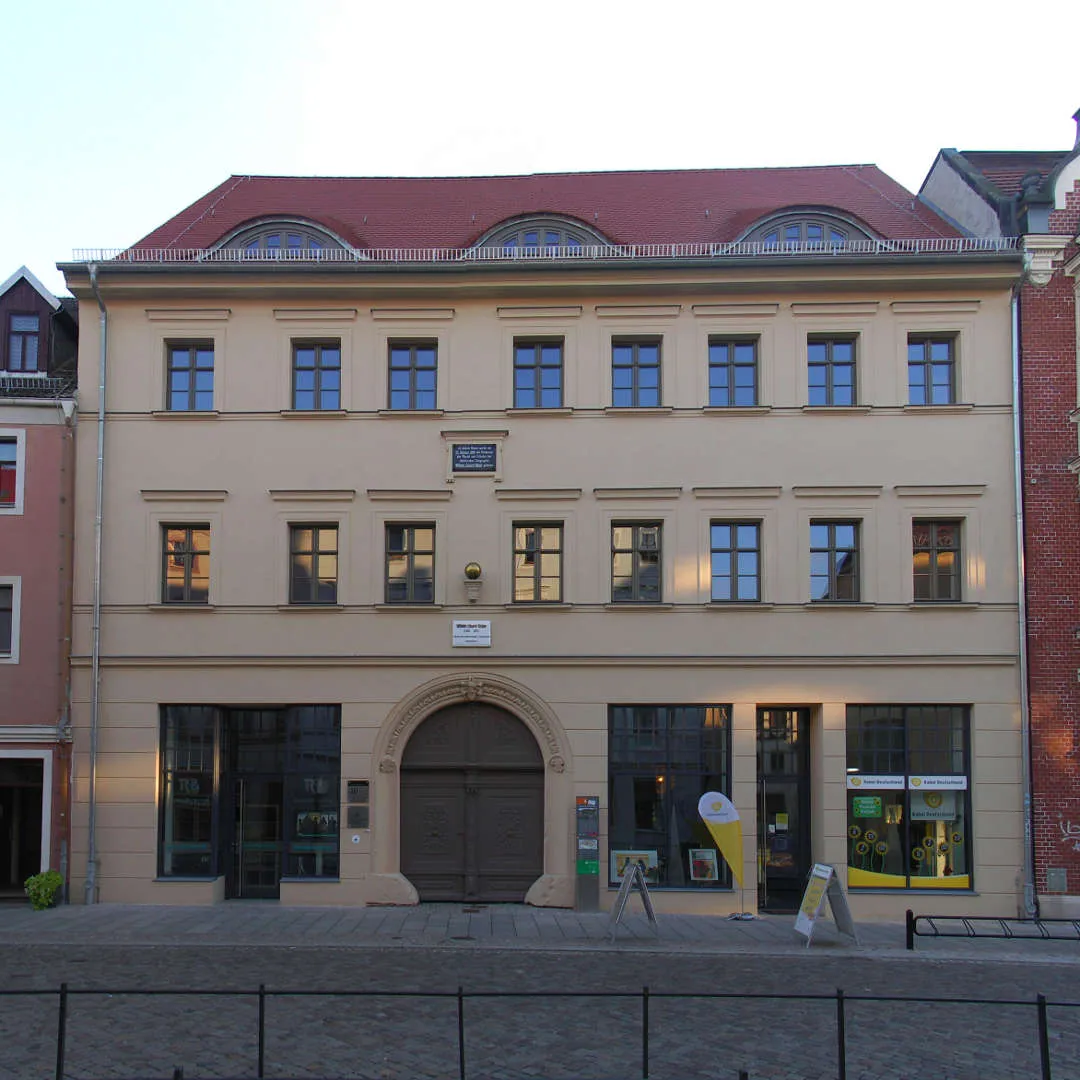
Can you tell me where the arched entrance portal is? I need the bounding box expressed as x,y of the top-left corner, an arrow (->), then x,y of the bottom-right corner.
400,702 -> 544,902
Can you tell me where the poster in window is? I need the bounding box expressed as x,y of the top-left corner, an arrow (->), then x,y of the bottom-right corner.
610,849 -> 658,884
688,848 -> 718,881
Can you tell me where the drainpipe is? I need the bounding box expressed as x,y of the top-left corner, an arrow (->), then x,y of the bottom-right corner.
1012,286 -> 1038,919
85,266 -> 108,905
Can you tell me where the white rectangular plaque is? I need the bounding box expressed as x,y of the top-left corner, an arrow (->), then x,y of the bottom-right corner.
452,620 -> 492,647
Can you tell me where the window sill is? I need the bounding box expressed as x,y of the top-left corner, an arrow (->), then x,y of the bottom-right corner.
906,601 -> 977,610
803,601 -> 874,609
705,602 -> 774,610
505,407 -> 574,416
148,603 -> 215,612
801,405 -> 871,415
703,406 -> 771,416
902,404 -> 973,414
279,409 -> 348,419
280,877 -> 341,884
276,604 -> 345,612
503,602 -> 573,610
604,602 -> 674,610
376,409 -> 445,419
153,876 -> 217,883
603,406 -> 673,416
151,410 -> 220,419
374,603 -> 443,611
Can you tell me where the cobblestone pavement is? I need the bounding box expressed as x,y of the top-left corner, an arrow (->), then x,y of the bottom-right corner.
0,904 -> 1078,1080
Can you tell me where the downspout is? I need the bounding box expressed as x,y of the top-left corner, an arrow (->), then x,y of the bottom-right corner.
1012,285 -> 1038,919
85,266 -> 108,905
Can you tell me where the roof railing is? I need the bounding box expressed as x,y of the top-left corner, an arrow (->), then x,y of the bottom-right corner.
70,237 -> 1020,265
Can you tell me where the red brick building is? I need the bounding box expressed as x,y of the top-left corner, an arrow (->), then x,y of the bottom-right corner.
0,266 -> 77,899
921,115 -> 1080,916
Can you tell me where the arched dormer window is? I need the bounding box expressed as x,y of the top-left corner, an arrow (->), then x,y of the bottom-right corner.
212,219 -> 349,256
741,210 -> 876,250
474,215 -> 611,254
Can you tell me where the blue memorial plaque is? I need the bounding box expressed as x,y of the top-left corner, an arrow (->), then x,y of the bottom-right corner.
452,443 -> 497,473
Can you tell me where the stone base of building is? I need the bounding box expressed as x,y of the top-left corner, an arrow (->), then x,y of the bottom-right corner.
1036,894 -> 1080,919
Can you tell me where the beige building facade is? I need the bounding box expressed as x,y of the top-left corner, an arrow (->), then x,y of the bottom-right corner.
61,170 -> 1026,918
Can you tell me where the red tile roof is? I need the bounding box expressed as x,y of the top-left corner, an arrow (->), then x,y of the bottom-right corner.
133,167 -> 958,251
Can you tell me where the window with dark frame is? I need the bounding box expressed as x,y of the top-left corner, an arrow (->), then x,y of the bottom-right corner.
710,522 -> 760,602
167,342 -> 215,411
162,525 -> 211,604
388,342 -> 437,410
807,337 -> 856,406
708,339 -> 758,407
846,704 -> 971,889
512,523 -> 563,603
0,439 -> 16,507
913,520 -> 961,602
0,583 -> 13,655
612,339 -> 661,408
513,340 -> 563,408
292,341 -> 341,411
289,525 -> 339,604
608,705 -> 732,888
6,314 -> 40,372
385,523 -> 435,603
611,522 -> 662,603
809,520 -> 859,602
908,336 -> 956,406
158,705 -> 341,881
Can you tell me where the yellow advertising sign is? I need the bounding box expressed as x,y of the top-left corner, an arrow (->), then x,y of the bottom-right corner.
697,792 -> 743,888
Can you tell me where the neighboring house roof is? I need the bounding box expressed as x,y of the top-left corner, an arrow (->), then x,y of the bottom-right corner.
0,265 -> 61,310
934,148 -> 1072,204
956,151 -> 1069,199
132,166 -> 959,251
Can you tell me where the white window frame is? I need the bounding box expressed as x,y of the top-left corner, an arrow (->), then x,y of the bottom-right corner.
0,576 -> 22,663
0,748 -> 52,873
0,428 -> 27,516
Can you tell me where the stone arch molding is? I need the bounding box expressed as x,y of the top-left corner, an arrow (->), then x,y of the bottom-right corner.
367,672 -> 575,908
376,672 -> 570,775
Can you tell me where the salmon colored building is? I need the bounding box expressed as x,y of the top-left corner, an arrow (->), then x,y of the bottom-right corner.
0,266 -> 77,899
60,167 -> 1027,917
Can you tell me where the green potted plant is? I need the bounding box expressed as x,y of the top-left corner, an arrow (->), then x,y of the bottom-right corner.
24,870 -> 64,911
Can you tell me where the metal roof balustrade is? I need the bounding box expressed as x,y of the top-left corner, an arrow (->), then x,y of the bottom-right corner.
69,236 -> 1021,265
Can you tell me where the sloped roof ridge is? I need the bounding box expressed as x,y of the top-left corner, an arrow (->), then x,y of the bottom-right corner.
223,163 -> 881,182
0,265 -> 60,309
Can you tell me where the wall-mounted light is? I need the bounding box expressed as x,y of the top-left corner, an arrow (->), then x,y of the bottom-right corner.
464,562 -> 482,580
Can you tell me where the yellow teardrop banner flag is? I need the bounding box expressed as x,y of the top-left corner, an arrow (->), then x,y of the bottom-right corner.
698,791 -> 743,889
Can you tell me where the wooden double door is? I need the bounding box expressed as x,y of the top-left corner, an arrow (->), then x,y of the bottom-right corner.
401,703 -> 544,902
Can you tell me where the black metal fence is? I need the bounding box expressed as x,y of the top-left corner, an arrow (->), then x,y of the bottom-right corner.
3,982 -> 1079,1080
906,908 -> 1080,949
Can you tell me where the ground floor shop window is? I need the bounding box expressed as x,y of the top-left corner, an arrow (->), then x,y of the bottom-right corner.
846,705 -> 970,889
159,705 -> 341,891
609,705 -> 731,888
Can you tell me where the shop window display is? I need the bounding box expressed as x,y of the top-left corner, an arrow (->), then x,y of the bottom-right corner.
608,705 -> 731,888
845,705 -> 970,889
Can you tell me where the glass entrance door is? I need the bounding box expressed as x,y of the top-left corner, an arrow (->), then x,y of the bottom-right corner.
228,777 -> 283,899
757,708 -> 811,913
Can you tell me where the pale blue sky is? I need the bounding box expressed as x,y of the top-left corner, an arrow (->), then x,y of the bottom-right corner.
3,0 -> 1078,296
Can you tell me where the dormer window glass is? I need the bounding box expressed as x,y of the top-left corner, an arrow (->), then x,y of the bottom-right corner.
218,220 -> 343,256
761,221 -> 848,248
476,216 -> 607,254
744,211 -> 874,250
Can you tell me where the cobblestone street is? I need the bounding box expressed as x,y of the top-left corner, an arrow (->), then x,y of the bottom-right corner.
0,905 -> 1077,1080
